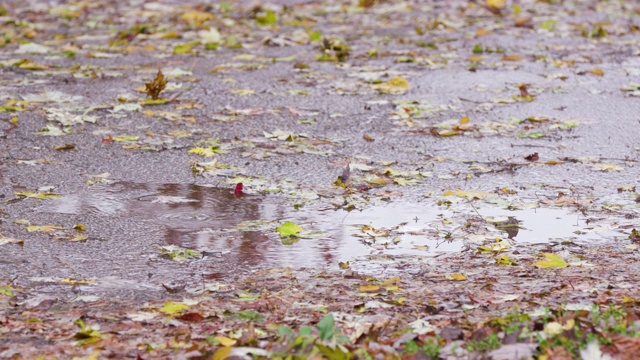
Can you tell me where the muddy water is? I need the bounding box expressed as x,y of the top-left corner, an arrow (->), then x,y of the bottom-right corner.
40,182 -> 617,272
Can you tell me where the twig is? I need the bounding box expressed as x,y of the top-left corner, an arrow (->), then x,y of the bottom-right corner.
466,197 -> 485,222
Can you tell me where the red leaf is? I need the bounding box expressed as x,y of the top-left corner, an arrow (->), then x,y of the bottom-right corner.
102,134 -> 113,144
234,182 -> 243,197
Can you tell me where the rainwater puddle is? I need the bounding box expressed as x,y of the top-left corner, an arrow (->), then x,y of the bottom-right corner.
40,182 -> 618,274
40,182 -> 448,271
475,206 -> 618,242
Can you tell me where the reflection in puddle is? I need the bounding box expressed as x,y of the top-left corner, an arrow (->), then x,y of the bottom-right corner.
478,206 -> 610,243
40,182 -> 615,274
40,182 -> 450,270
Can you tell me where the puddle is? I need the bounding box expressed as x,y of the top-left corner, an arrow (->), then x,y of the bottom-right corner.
40,182 -> 619,275
476,206 -> 617,242
40,183 -> 446,268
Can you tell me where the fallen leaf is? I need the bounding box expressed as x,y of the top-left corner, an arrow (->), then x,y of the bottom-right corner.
229,89 -> 255,96
359,284 -> 381,292
502,55 -> 524,61
0,236 -> 23,245
486,0 -> 506,9
533,253 -> 568,269
212,346 -> 233,360
144,69 -> 168,100
496,254 -> 513,265
161,301 -> 189,315
25,225 -> 65,233
588,68 -> 604,76
215,336 -> 237,347
592,163 -> 624,171
448,273 -> 467,281
373,77 -> 410,94
276,221 -> 302,238
525,152 -> 539,161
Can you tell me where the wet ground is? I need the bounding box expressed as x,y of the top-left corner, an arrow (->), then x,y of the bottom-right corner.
1,0 -> 639,303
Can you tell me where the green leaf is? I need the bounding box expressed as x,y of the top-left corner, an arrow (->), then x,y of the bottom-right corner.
316,343 -> 353,360
318,313 -> 335,341
278,325 -> 294,341
276,221 -> 302,238
308,31 -> 322,42
159,245 -> 203,262
533,253 -> 568,269
233,310 -> 265,322
0,286 -> 13,296
73,318 -> 104,345
141,98 -> 168,105
299,325 -> 312,337
256,9 -> 277,26
540,19 -> 557,31
496,254 -> 513,265
112,135 -> 139,142
520,131 -> 544,139
173,41 -> 200,54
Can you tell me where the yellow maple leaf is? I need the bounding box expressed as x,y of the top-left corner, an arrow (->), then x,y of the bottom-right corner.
533,253 -> 568,268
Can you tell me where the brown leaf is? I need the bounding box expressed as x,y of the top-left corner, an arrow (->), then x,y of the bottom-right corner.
145,70 -> 168,100
525,152 -> 539,161
608,336 -> 640,360
502,55 -> 524,61
514,17 -> 533,28
54,144 -> 76,151
176,312 -> 205,322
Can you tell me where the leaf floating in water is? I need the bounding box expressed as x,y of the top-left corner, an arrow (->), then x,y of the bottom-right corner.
276,221 -> 302,238
159,245 -> 203,262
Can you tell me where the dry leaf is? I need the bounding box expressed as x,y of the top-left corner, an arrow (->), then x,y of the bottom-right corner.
502,55 -> 524,61
145,70 -> 168,100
